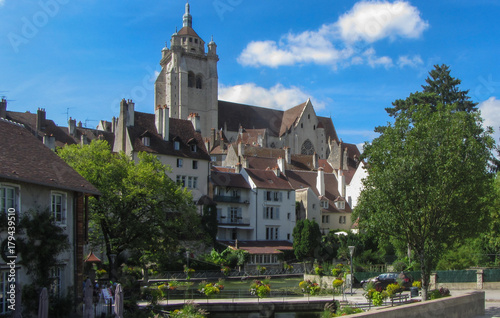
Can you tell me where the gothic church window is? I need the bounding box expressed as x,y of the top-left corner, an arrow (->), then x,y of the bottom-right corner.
301,139 -> 315,155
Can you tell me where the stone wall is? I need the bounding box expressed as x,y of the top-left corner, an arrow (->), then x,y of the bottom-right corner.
348,291 -> 484,318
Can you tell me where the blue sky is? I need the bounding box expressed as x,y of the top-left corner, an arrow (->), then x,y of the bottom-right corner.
1,0 -> 500,150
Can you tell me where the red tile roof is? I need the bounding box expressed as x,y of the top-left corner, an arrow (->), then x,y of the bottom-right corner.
244,168 -> 293,190
128,112 -> 211,161
221,240 -> 293,254
210,170 -> 251,189
0,119 -> 100,195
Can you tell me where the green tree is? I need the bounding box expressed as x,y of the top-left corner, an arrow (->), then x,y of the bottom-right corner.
16,209 -> 70,315
355,67 -> 494,300
58,140 -> 204,278
387,64 -> 477,118
293,219 -> 322,262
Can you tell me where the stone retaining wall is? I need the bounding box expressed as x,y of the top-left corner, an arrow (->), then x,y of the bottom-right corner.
347,291 -> 484,318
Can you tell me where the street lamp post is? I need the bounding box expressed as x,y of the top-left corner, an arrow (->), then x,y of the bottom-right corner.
348,246 -> 355,295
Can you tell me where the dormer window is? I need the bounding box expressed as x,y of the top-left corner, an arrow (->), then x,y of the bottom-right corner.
190,144 -> 197,152
174,141 -> 180,150
335,201 -> 345,210
142,136 -> 150,147
321,200 -> 329,209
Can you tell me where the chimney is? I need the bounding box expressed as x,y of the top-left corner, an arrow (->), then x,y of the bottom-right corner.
36,108 -> 46,131
68,117 -> 77,137
284,147 -> 291,164
342,147 -> 349,171
338,169 -> 345,197
162,106 -> 169,141
313,152 -> 319,170
257,134 -> 263,147
317,167 -> 325,197
77,121 -> 83,128
111,116 -> 116,133
235,163 -> 242,173
205,138 -> 211,153
126,99 -> 135,127
80,134 -> 88,146
188,113 -> 201,133
43,134 -> 55,151
237,142 -> 244,156
0,98 -> 6,118
155,105 -> 163,136
241,157 -> 248,169
277,157 -> 285,175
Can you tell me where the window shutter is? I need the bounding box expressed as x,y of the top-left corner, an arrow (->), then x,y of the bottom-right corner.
276,208 -> 280,220
238,207 -> 242,218
279,192 -> 283,202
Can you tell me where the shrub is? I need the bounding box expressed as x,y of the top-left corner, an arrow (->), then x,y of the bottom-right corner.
412,280 -> 422,289
198,282 -> 224,297
386,283 -> 401,297
220,266 -> 230,276
315,266 -> 324,276
250,280 -> 271,298
170,302 -> 208,317
331,268 -> 341,277
299,280 -> 321,295
371,291 -> 388,306
332,279 -> 343,288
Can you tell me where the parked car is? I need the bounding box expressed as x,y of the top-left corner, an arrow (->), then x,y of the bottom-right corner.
361,272 -> 413,290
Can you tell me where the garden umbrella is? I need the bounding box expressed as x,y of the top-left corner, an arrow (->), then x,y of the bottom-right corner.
37,288 -> 48,318
12,284 -> 22,318
83,278 -> 94,318
114,283 -> 123,318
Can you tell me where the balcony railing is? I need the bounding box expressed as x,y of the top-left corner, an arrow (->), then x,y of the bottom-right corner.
217,217 -> 250,225
213,195 -> 248,203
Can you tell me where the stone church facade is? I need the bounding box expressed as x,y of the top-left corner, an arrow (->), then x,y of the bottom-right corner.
154,3 -> 339,159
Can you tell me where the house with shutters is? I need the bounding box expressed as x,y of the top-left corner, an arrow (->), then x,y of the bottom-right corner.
0,118 -> 99,314
112,99 -> 211,203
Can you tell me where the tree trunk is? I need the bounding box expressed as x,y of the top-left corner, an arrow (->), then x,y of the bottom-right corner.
420,252 -> 430,301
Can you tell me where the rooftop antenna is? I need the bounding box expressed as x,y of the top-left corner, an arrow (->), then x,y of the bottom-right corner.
84,118 -> 98,128
63,107 -> 75,121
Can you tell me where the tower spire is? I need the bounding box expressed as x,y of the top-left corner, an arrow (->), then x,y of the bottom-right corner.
183,1 -> 192,28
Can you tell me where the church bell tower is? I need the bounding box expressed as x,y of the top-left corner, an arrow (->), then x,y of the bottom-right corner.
154,2 -> 219,137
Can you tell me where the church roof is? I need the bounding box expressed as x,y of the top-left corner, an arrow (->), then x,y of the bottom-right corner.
218,100 -> 283,137
218,100 -> 339,142
177,26 -> 201,38
279,101 -> 307,136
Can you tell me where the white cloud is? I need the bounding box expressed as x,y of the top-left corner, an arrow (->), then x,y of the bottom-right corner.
238,1 -> 428,68
218,83 -> 325,111
479,97 -> 500,146
397,55 -> 424,68
337,1 -> 428,43
363,47 -> 393,68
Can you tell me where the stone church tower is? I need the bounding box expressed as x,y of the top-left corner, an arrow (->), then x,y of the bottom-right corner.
154,2 -> 219,137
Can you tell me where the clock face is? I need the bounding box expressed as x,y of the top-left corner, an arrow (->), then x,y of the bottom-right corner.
301,139 -> 315,155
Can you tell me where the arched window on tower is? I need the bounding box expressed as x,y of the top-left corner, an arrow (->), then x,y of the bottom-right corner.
196,75 -> 203,89
301,139 -> 315,155
188,71 -> 195,88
